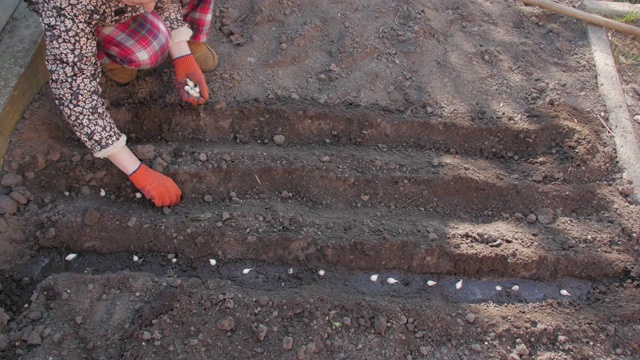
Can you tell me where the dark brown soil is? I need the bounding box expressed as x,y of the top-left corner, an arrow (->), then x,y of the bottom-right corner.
1,0 -> 639,359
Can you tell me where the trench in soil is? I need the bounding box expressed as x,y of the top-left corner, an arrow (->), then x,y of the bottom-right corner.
3,100 -> 638,320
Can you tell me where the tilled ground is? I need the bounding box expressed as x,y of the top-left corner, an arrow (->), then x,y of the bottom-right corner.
1,0 -> 640,359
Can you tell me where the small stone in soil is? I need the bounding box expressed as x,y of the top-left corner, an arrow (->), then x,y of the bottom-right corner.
9,191 -> 28,205
535,208 -> 554,224
257,324 -> 268,341
465,313 -> 476,324
84,208 -> 101,226
374,314 -> 387,335
273,135 -> 286,146
283,336 -> 294,350
0,196 -> 18,215
1,173 -> 23,187
216,316 -> 235,331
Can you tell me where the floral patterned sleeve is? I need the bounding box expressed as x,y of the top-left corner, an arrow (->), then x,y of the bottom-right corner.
38,0 -> 126,158
155,1 -> 189,33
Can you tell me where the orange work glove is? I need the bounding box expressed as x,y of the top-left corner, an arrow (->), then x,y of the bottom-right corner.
173,54 -> 209,106
129,164 -> 182,207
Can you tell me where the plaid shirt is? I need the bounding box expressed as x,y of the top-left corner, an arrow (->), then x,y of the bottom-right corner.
25,0 -> 214,157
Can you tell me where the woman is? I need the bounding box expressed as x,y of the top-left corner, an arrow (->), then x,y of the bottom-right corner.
25,0 -> 218,207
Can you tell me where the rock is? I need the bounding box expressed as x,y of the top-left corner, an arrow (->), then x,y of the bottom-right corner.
1,174 -> 23,187
536,208 -> 554,224
515,343 -> 529,356
465,313 -> 476,324
0,334 -> 9,351
0,196 -> 18,215
47,148 -> 61,161
471,343 -> 482,353
142,331 -> 152,340
225,8 -> 241,22
45,227 -> 56,239
52,332 -> 63,344
84,208 -> 101,226
216,316 -> 235,331
618,185 -> 635,196
526,213 -> 537,224
283,336 -> 294,350
273,135 -> 286,146
222,212 -> 231,221
26,331 -> 42,345
28,311 -> 42,321
80,186 -> 91,196
0,218 -> 8,233
0,308 -> 10,325
257,324 -> 268,341
132,145 -> 156,160
9,191 -> 28,205
256,296 -> 270,306
230,34 -> 246,45
75,316 -> 83,324
374,314 -> 387,335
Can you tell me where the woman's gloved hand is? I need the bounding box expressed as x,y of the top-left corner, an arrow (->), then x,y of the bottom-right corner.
173,54 -> 209,106
129,164 -> 181,207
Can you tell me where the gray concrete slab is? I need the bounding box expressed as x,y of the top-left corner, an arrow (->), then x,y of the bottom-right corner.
0,0 -> 20,34
0,1 -> 48,166
588,23 -> 640,203
582,0 -> 640,18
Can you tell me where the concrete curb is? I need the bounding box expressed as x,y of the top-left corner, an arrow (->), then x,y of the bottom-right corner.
587,24 -> 640,203
0,2 -> 49,168
579,0 -> 640,203
581,0 -> 640,18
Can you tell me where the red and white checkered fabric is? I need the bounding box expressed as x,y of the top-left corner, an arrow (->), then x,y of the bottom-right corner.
97,0 -> 215,68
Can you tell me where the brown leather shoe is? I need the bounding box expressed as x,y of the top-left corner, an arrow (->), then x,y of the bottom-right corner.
188,41 -> 219,73
101,62 -> 138,85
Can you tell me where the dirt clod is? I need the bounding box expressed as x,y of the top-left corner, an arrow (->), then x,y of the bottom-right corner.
84,208 -> 101,226
283,336 -> 294,350
216,316 -> 235,331
374,314 -> 387,335
256,324 -> 268,341
536,208 -> 555,225
0,196 -> 18,215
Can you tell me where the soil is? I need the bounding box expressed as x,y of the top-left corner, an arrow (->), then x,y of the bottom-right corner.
1,0 -> 640,359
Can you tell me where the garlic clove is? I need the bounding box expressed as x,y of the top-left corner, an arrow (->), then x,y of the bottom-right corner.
242,268 -> 252,275
386,277 -> 399,285
65,253 -> 78,261
100,188 -> 106,197
133,255 -> 140,262
511,285 -> 520,291
318,269 -> 325,276
171,258 -> 177,263
186,78 -> 195,87
209,259 -> 217,266
287,268 -> 293,275
495,285 -> 502,291
427,280 -> 437,287
455,279 -> 463,290
187,89 -> 199,97
370,274 -> 379,282
560,289 -> 571,296
135,192 -> 142,199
